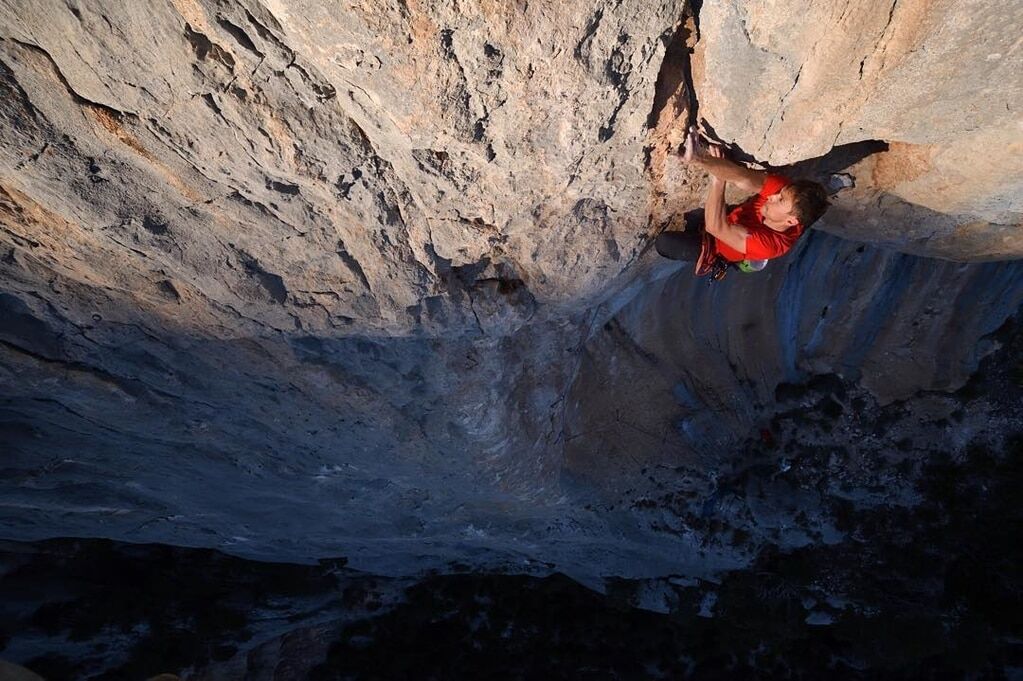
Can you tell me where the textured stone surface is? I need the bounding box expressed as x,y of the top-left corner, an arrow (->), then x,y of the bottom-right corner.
693,0 -> 1023,258
0,0 -> 698,336
1,0 -> 1022,582
562,234 -> 1023,499
2,230 -> 1020,578
3,324 -> 1022,678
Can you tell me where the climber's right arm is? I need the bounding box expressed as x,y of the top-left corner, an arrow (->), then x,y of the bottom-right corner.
696,156 -> 766,194
682,127 -> 765,193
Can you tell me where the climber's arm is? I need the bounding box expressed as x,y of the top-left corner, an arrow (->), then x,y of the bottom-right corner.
702,147 -> 748,254
682,127 -> 765,193
697,156 -> 766,194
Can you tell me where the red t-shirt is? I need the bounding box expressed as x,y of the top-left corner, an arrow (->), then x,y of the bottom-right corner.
713,174 -> 804,262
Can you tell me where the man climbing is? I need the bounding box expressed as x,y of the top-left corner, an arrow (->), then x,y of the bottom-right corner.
655,129 -> 829,278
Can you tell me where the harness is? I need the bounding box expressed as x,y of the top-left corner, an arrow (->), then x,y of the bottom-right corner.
696,232 -> 767,282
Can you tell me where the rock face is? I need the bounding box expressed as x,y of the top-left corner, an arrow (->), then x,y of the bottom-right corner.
0,0 -> 1022,581
694,0 -> 1023,258
3,325 -> 1022,678
0,0 -> 697,336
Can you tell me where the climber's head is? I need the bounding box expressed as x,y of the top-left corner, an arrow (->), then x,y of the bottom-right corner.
762,181 -> 830,230
788,180 -> 830,228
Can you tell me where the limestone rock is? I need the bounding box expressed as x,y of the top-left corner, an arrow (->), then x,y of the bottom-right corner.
0,0 -> 696,336
693,0 -> 1023,258
0,0 -> 1021,578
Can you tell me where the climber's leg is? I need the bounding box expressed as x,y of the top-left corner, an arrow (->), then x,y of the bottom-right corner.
655,212 -> 705,262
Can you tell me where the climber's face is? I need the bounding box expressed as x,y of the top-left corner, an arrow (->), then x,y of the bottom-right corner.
761,186 -> 800,230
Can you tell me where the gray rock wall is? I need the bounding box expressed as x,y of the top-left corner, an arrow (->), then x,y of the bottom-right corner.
1,0 -> 1021,578
4,233 -> 1020,578
564,233 -> 1023,499
0,0 -> 698,337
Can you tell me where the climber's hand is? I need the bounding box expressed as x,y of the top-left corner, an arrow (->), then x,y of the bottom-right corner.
682,127 -> 725,165
681,127 -> 705,164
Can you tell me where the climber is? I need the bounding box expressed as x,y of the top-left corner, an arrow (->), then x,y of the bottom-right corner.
655,128 -> 829,279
